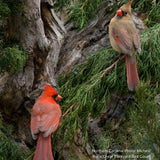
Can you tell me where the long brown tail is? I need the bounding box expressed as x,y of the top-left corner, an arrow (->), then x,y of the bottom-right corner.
33,133 -> 54,160
126,55 -> 139,91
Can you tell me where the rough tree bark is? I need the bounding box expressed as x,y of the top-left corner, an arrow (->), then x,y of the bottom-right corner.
0,0 -> 66,146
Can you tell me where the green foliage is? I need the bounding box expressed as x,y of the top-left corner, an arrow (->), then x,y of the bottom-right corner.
127,83 -> 159,157
67,0 -> 106,29
0,35 -> 27,74
145,2 -> 160,27
0,0 -> 11,19
96,135 -> 113,150
0,0 -> 26,75
131,0 -> 160,27
131,0 -> 153,11
57,47 -> 127,141
54,0 -> 107,29
97,82 -> 160,159
54,0 -> 160,29
138,23 -> 160,82
0,114 -> 26,160
0,46 -> 26,74
53,0 -> 71,10
0,0 -> 23,19
4,0 -> 23,14
56,20 -> 160,158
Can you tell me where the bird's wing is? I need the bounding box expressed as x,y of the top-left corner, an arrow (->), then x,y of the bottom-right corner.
30,101 -> 61,139
112,27 -> 132,55
133,33 -> 141,53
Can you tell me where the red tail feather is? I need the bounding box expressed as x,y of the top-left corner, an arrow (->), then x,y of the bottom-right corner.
126,55 -> 139,91
33,133 -> 54,160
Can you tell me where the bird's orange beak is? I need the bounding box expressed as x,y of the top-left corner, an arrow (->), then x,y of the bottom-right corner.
56,95 -> 62,101
116,9 -> 123,17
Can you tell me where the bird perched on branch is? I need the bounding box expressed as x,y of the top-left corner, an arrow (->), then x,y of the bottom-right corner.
109,0 -> 141,91
30,83 -> 62,160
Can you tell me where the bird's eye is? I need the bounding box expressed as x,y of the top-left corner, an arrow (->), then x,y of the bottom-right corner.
123,11 -> 127,16
52,95 -> 57,100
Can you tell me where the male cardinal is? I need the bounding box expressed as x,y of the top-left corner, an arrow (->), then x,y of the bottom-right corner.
109,0 -> 141,91
30,83 -> 62,160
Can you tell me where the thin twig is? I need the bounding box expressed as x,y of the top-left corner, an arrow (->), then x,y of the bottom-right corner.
24,151 -> 34,160
62,103 -> 77,118
81,0 -> 88,9
88,55 -> 125,90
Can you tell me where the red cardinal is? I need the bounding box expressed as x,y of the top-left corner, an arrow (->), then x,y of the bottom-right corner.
109,0 -> 141,91
30,83 -> 62,160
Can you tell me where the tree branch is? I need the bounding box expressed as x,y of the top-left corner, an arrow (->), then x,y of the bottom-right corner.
62,103 -> 77,118
81,0 -> 88,9
88,55 -> 125,90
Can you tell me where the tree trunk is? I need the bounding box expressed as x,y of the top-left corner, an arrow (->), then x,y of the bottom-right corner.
0,0 -> 66,146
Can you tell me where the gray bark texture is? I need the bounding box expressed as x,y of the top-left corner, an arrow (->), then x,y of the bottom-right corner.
0,0 -> 66,146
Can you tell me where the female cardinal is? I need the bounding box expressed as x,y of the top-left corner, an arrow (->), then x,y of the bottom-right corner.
30,83 -> 62,160
109,0 -> 141,91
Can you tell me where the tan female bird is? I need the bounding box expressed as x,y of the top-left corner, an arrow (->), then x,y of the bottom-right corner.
109,0 -> 141,91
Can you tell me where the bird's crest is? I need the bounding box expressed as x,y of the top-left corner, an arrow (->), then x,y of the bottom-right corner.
120,0 -> 133,15
44,83 -> 57,96
126,0 -> 133,6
